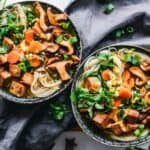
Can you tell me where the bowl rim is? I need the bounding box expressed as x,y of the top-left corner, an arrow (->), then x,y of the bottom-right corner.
71,44 -> 150,147
0,0 -> 83,104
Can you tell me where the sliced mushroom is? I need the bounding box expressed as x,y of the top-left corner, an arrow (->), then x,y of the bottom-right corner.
47,7 -> 67,26
59,41 -> 74,55
34,2 -> 48,32
32,22 -> 45,38
129,67 -> 148,86
46,57 -> 60,66
46,43 -> 59,53
0,54 -> 7,65
140,58 -> 150,72
52,27 -> 64,36
71,55 -> 80,64
144,91 -> 150,105
32,22 -> 52,40
47,60 -> 73,81
3,37 -> 14,50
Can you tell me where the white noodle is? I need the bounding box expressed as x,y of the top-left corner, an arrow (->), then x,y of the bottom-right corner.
31,67 -> 62,97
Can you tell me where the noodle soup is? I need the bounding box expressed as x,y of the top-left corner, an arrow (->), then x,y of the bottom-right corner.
71,46 -> 150,142
0,2 -> 80,98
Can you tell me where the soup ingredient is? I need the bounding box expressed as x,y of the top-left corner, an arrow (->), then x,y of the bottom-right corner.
49,103 -> 67,120
3,37 -> 14,49
124,53 -> 140,66
129,67 -> 147,86
28,55 -> 41,68
25,30 -> 34,44
7,51 -> 20,64
62,21 -> 70,30
1,70 -> 11,80
21,72 -> 34,85
134,124 -> 145,137
47,60 -> 73,81
93,113 -> 110,128
28,41 -> 46,53
84,77 -> 101,93
9,81 -> 26,97
34,2 -> 48,32
0,54 -> 7,64
60,41 -> 74,55
47,7 -> 67,26
119,87 -> 132,99
0,44 -> 8,54
101,69 -> 112,80
140,58 -> 150,72
18,59 -> 31,72
9,64 -> 21,77
69,36 -> 78,44
145,84 -> 150,90
98,52 -> 113,70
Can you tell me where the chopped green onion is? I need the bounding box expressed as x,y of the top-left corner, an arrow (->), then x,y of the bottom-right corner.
18,59 -> 31,72
69,36 -> 78,44
0,45 -> 8,54
115,30 -> 122,39
134,124 -> 145,137
103,3 -> 115,14
49,103 -> 67,120
63,54 -> 69,60
55,35 -> 64,44
145,84 -> 150,90
139,124 -> 145,131
127,26 -> 135,33
62,21 -> 70,30
134,129 -> 141,137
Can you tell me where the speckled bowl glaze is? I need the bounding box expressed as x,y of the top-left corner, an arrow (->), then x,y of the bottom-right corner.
71,44 -> 150,147
0,1 -> 82,104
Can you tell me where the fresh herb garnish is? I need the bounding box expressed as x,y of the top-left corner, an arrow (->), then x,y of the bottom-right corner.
118,109 -> 125,120
63,54 -> 69,60
62,21 -> 70,30
18,59 -> 31,72
0,44 -> 8,54
130,87 -> 147,111
0,14 -> 24,43
26,10 -> 36,27
124,53 -> 140,66
134,124 -> 145,137
69,36 -> 78,44
55,35 -> 64,44
49,103 -> 67,120
145,84 -> 150,90
71,86 -> 115,117
97,52 -> 114,70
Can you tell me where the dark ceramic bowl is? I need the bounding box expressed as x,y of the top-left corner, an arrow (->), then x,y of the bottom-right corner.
0,1 -> 82,104
71,44 -> 150,147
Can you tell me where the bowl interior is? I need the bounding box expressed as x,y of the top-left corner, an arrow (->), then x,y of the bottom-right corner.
71,44 -> 150,147
0,1 -> 82,104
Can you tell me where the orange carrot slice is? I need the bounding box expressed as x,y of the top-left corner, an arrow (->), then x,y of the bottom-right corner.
25,30 -> 34,44
114,98 -> 121,108
119,87 -> 132,99
122,70 -> 130,82
29,56 -> 41,68
101,70 -> 111,81
28,41 -> 46,53
7,51 -> 20,64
